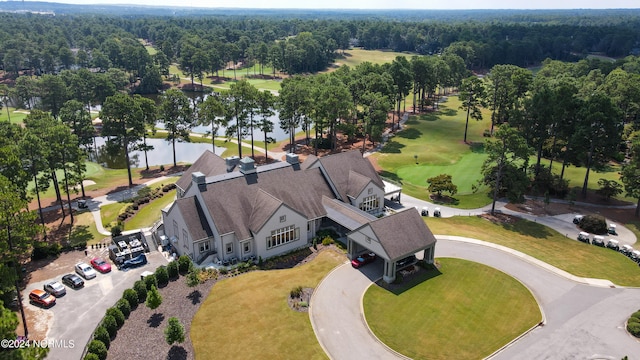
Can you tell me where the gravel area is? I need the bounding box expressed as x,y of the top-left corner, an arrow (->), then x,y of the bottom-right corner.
106,278 -> 215,360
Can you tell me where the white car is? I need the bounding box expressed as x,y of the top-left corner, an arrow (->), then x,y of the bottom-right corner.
75,262 -> 97,280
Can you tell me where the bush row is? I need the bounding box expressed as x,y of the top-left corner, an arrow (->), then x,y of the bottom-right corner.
84,256 -> 192,360
627,310 -> 640,338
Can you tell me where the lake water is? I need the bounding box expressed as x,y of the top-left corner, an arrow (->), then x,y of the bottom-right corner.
90,137 -> 225,169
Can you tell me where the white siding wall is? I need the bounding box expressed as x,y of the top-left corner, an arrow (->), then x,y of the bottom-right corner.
352,183 -> 384,213
254,205 -> 307,259
162,205 -> 191,258
348,226 -> 387,258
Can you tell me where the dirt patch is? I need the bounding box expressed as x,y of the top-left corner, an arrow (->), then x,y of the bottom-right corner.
505,198 -> 639,226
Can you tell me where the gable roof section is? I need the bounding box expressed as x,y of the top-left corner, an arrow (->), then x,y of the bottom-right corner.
175,196 -> 213,241
365,209 -> 437,260
347,170 -> 373,199
176,150 -> 228,191
248,189 -> 283,233
317,151 -> 384,201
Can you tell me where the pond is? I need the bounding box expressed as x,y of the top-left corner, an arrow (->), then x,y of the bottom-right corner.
90,137 -> 225,169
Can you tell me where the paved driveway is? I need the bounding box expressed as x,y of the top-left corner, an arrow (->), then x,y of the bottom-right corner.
25,252 -> 165,360
310,238 -> 640,360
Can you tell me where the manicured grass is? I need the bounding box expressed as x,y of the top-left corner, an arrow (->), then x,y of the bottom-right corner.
100,202 -> 127,229
0,108 -> 29,124
335,48 -> 412,68
70,210 -> 108,246
364,258 -> 540,359
191,250 -> 345,359
213,78 -> 281,92
373,96 -> 491,207
426,216 -> 640,287
124,188 -> 176,231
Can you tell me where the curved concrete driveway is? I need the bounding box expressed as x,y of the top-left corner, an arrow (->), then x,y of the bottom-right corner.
310,237 -> 640,360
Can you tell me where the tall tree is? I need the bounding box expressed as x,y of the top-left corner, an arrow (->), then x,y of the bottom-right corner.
459,76 -> 486,143
197,95 -> 227,154
386,56 -> 412,130
226,80 -> 256,158
482,125 -> 533,215
278,76 -> 311,153
256,90 -> 276,160
101,93 -> 146,187
621,134 -> 640,217
133,95 -> 158,171
158,89 -> 194,167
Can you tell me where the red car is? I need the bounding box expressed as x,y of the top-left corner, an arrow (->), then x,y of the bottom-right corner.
90,257 -> 112,273
351,252 -> 376,268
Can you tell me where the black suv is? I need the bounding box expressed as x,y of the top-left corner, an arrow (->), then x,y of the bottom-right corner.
396,255 -> 417,269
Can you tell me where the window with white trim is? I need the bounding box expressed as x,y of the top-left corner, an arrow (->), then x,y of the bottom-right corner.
266,225 -> 300,249
173,220 -> 179,238
182,230 -> 189,249
199,242 -> 209,252
359,195 -> 379,212
243,242 -> 251,253
226,243 -> 233,254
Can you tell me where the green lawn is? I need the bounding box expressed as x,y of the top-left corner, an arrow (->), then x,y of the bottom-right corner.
70,210 -> 108,246
335,48 -> 412,68
100,202 -> 127,229
0,108 -> 29,124
426,216 -> 640,287
191,250 -> 345,359
364,258 -> 540,359
124,188 -> 176,230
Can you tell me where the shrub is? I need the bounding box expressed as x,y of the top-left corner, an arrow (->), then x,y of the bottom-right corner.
84,353 -> 100,360
164,317 -> 185,346
290,286 -> 303,299
178,255 -> 192,274
123,288 -> 138,308
321,236 -> 334,246
186,268 -> 201,287
167,261 -> 179,279
631,310 -> 640,320
87,340 -> 107,360
143,273 -> 158,290
155,266 -> 169,286
116,298 -> 131,318
627,322 -> 640,338
579,214 -> 608,234
111,225 -> 122,237
106,307 -> 125,328
297,301 -> 308,308
31,242 -> 62,260
102,315 -> 118,338
133,280 -> 147,303
628,317 -> 640,325
93,326 -> 110,348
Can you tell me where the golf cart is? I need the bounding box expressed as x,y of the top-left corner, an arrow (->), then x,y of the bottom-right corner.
606,239 -> 620,251
608,224 -> 617,235
421,207 -> 429,216
577,232 -> 590,244
433,207 -> 441,217
573,215 -> 584,224
591,235 -> 605,247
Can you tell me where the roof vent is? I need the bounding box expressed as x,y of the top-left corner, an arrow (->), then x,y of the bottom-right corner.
286,153 -> 299,165
239,157 -> 257,175
225,156 -> 240,172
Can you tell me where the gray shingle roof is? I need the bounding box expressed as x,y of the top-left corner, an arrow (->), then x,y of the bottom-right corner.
175,196 -> 213,241
317,151 -> 384,201
367,209 -> 437,261
322,196 -> 377,231
175,150 -> 228,192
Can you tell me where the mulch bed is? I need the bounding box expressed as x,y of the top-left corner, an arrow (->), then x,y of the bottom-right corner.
287,288 -> 314,313
106,279 -> 215,360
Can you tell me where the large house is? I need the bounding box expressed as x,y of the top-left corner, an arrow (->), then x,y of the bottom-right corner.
161,150 -> 436,282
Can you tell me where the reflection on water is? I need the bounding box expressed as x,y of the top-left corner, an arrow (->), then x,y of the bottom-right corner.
90,137 -> 225,169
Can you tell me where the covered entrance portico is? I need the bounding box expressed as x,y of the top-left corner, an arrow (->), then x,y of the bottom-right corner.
347,208 -> 437,283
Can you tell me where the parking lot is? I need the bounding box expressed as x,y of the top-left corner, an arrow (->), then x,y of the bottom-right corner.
23,250 -> 166,360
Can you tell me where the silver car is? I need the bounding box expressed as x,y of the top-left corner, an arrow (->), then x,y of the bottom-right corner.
43,281 -> 66,297
75,262 -> 97,279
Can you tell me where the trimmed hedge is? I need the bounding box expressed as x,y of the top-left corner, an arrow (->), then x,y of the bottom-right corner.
93,326 -> 110,348
155,266 -> 169,286
167,261 -> 179,279
106,307 -> 125,328
116,298 -> 131,318
84,353 -> 100,360
627,322 -> 640,337
178,255 -> 192,274
123,288 -> 138,309
133,280 -> 147,303
143,273 -> 158,290
87,340 -> 107,360
102,315 -> 118,338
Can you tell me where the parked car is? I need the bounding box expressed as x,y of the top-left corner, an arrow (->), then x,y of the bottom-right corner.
396,255 -> 417,269
351,252 -> 376,268
606,239 -> 620,251
591,236 -> 605,247
573,215 -> 584,224
61,274 -> 84,289
120,253 -> 147,270
75,262 -> 97,279
43,281 -> 66,297
29,289 -> 56,308
577,232 -> 590,244
90,257 -> 112,273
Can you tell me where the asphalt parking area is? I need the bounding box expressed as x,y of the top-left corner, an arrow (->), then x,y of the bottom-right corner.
22,251 -> 165,360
